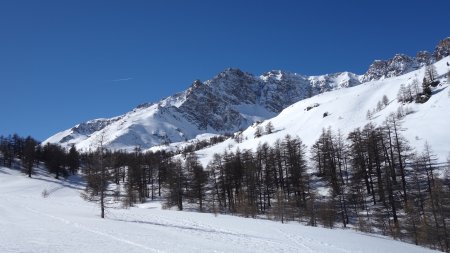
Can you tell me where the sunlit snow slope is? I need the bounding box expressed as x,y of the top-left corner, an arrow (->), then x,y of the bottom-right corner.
0,166 -> 438,253
44,69 -> 360,151
197,57 -> 450,166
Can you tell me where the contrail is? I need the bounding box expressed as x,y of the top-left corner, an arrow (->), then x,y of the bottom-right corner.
111,77 -> 133,82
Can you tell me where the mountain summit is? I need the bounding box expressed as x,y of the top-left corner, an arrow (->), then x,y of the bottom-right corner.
44,38 -> 450,151
45,69 -> 360,151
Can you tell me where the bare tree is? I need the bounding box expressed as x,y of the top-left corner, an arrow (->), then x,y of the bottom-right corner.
382,95 -> 389,106
265,121 -> 274,134
82,136 -> 109,218
254,126 -> 263,138
424,64 -> 438,84
23,136 -> 37,178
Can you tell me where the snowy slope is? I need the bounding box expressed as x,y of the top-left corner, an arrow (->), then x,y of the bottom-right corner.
44,38 -> 450,153
0,165 -> 438,253
196,57 -> 450,167
44,69 -> 360,151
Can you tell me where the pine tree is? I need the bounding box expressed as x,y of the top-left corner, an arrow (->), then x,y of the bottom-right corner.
0,136 -> 13,167
405,84 -> 413,102
42,143 -> 67,179
382,95 -> 389,107
422,77 -> 432,97
67,145 -> 80,175
23,136 -> 37,178
411,79 -> 420,97
376,100 -> 383,111
165,159 -> 186,210
82,137 -> 110,218
386,114 -> 409,203
186,153 -> 208,211
254,126 -> 263,138
366,110 -> 372,120
397,84 -> 406,103
265,121 -> 274,134
424,64 -> 438,84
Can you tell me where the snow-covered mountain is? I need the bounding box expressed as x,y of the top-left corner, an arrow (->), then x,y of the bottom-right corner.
45,69 -> 361,151
361,38 -> 450,82
196,56 -> 450,166
45,38 -> 450,152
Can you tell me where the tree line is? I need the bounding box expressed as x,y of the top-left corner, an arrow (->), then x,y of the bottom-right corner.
76,113 -> 449,252
0,134 -> 79,179
1,115 -> 449,252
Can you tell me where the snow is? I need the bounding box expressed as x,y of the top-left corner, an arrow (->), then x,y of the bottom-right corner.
44,103 -> 207,152
44,67 -> 362,153
197,57 -> 450,167
148,133 -> 223,153
0,166 -> 437,253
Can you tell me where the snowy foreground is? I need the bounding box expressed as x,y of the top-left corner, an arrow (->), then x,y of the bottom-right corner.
0,166 -> 436,253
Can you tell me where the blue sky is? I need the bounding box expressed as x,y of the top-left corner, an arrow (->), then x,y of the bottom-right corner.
1,0 -> 449,141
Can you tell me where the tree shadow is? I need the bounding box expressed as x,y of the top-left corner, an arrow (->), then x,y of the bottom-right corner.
432,86 -> 447,95
31,176 -> 85,191
109,217 -> 260,238
0,168 -> 12,175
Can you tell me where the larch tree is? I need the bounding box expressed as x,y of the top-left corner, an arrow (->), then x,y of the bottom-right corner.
265,121 -> 274,134
23,136 -> 37,178
82,136 -> 109,218
67,145 -> 80,175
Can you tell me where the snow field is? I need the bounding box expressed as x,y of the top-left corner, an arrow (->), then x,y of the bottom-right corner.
0,166 -> 438,253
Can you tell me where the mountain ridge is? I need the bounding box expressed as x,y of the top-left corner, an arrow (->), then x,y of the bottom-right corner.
44,38 -> 450,151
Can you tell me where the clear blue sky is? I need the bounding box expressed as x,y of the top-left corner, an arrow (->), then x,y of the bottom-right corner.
1,0 -> 449,141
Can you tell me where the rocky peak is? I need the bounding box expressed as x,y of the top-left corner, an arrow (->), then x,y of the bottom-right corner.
214,68 -> 252,81
184,79 -> 206,97
416,51 -> 432,65
46,37 -> 450,151
261,70 -> 285,81
71,117 -> 121,135
191,79 -> 203,88
363,53 -> 429,82
362,37 -> 450,82
434,37 -> 450,60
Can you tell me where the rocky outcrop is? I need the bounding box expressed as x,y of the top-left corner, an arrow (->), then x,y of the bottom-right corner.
45,67 -> 361,150
434,37 -> 450,61
361,54 -> 429,82
362,38 -> 450,82
45,37 -> 450,151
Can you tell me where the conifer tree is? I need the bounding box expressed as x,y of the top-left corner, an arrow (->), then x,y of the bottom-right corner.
67,145 -> 80,175
23,136 -> 37,178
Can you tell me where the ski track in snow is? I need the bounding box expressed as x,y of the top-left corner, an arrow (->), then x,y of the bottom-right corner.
23,206 -> 164,253
0,165 -> 440,253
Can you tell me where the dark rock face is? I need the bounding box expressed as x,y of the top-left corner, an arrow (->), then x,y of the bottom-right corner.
176,69 -> 359,132
361,54 -> 430,82
416,51 -> 432,65
48,37 -> 450,150
48,66 -> 360,149
434,37 -> 450,61
71,117 -> 121,135
362,37 -> 450,82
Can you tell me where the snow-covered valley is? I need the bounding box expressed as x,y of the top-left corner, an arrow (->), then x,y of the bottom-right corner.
4,37 -> 450,253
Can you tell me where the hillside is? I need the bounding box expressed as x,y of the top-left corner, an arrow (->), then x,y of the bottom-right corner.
195,56 -> 450,166
44,38 -> 450,153
44,69 -> 360,152
0,165 -> 438,253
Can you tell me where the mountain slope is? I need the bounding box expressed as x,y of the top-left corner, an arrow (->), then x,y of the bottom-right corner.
45,38 -> 450,152
196,56 -> 450,166
0,165 -> 438,253
45,69 -> 361,151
